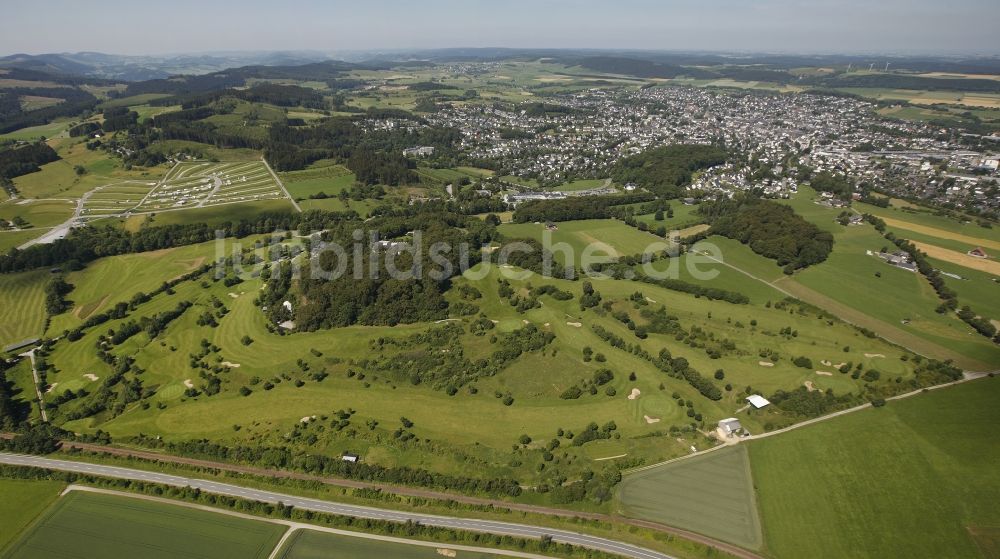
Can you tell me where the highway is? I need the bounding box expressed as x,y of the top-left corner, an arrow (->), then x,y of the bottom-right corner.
0,452 -> 677,559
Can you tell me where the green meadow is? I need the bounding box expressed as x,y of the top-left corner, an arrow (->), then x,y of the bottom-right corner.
1,491 -> 286,559
0,270 -> 48,348
0,479 -> 65,553
749,377 -> 1000,559
37,235 -> 917,491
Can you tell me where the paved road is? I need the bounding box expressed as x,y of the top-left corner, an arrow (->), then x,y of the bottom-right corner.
0,453 -> 678,559
263,157 -> 301,213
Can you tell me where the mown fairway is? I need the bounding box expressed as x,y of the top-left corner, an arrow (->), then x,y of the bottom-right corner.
616,446 -> 762,549
0,270 -> 48,348
276,529 -> 504,559
42,241 -> 915,495
749,377 -> 1000,559
1,491 -> 286,559
0,479 -> 65,552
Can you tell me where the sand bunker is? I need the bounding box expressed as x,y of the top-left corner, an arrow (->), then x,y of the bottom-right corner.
45,382 -> 59,393
300,415 -> 316,423
183,379 -> 194,389
228,293 -> 240,299
815,371 -> 833,376
821,360 -> 832,366
644,415 -> 661,424
804,381 -> 818,392
566,322 -> 582,327
865,353 -> 886,358
627,388 -> 641,400
83,373 -> 99,381
436,549 -> 457,558
758,361 -> 775,367
221,361 -> 241,368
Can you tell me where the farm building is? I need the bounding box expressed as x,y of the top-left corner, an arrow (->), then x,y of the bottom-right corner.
718,418 -> 745,438
746,395 -> 771,409
877,250 -> 918,272
342,452 -> 360,463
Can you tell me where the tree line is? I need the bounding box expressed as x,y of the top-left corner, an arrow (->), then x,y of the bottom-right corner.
700,196 -> 834,272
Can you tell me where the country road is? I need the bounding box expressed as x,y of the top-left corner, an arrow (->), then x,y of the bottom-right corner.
0,453 -> 681,559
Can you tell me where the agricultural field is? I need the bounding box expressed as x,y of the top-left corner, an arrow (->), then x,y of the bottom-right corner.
616,446 -> 762,549
0,270 -> 48,348
776,187 -> 1000,370
0,479 -> 66,553
275,529 -> 507,559
749,377 -> 1000,559
1,490 -> 286,559
498,219 -> 666,267
132,161 -> 289,213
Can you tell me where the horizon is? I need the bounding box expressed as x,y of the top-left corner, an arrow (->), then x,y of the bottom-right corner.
4,0 -> 1000,57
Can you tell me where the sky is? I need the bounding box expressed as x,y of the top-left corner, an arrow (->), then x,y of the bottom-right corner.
2,0 -> 998,56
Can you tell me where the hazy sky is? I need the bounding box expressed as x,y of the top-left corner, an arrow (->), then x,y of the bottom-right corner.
3,0 -> 998,56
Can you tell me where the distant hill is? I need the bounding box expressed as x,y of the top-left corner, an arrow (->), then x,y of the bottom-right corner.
0,51 -> 334,81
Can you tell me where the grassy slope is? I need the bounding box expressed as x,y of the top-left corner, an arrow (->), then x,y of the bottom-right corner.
0,479 -> 65,553
777,187 -> 1000,369
1,491 -> 286,559
42,245 -> 914,491
616,445 -> 762,549
0,270 -> 48,348
749,377 -> 1000,559
0,199 -> 75,229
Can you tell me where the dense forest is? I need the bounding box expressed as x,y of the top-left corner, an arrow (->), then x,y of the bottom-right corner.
699,196 -> 834,272
0,209 -> 358,273
611,144 -> 727,198
513,193 -> 655,223
0,142 -> 60,179
295,212 -> 496,328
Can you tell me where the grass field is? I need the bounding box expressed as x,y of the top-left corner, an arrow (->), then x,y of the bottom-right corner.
0,480 -> 65,553
749,377 -> 1000,559
776,187 -> 1000,369
616,445 -> 762,549
40,240 -> 916,491
0,199 -> 75,229
0,231 -> 44,253
0,270 -> 48,348
46,237 -> 247,334
280,163 -> 357,200
498,219 -> 665,266
276,529 -> 505,559
1,490 -> 286,559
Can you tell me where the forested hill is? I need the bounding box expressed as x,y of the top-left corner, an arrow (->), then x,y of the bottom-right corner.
611,144 -> 727,198
700,197 -> 834,273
